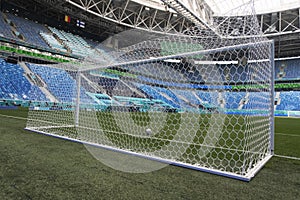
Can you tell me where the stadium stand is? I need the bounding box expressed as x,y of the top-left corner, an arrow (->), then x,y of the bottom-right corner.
86,39 -> 101,48
0,11 -> 96,58
276,91 -> 300,111
196,91 -> 218,105
39,32 -> 67,52
0,10 -> 300,115
172,90 -> 201,106
275,59 -> 300,80
27,63 -> 93,103
224,92 -> 245,109
87,93 -> 114,106
243,92 -> 270,110
138,84 -> 179,108
6,13 -> 49,48
155,87 -> 182,107
0,59 -> 48,101
219,65 -> 249,82
48,27 -> 94,57
0,12 -> 17,39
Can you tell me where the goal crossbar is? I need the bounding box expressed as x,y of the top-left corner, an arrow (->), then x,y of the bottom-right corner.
78,40 -> 272,72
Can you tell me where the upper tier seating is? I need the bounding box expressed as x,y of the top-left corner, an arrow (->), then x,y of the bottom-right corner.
0,13 -> 16,39
86,39 -> 101,48
0,59 -> 48,101
275,59 -> 300,80
6,13 -> 49,48
48,27 -> 94,57
0,12 -> 99,57
39,32 -> 67,52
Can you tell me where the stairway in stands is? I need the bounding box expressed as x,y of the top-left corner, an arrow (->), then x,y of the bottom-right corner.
19,62 -> 58,102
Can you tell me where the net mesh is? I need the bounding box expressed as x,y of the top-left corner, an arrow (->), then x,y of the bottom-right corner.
26,1 -> 274,180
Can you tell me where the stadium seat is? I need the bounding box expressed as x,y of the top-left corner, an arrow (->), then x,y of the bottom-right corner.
275,59 -> 300,80
48,27 -> 94,57
40,32 -> 67,52
27,63 -> 94,103
276,91 -> 300,111
0,12 -> 16,39
224,92 -> 245,109
0,59 -> 48,101
6,13 -> 49,48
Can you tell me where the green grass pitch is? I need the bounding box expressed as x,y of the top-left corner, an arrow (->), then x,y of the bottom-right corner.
0,107 -> 300,199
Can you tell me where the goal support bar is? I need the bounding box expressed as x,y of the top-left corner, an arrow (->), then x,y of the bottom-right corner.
79,40 -> 273,72
24,127 -> 273,181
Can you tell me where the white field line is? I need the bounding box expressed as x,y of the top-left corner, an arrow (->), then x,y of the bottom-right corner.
0,114 -> 69,126
274,154 -> 300,161
0,113 -> 27,121
275,132 -> 300,137
1,113 -> 299,138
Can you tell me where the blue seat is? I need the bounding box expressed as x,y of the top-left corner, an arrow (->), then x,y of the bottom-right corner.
276,91 -> 300,111
6,13 -> 49,48
27,63 -> 94,103
0,59 -> 48,101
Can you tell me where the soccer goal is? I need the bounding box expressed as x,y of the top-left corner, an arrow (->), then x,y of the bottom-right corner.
25,2 -> 274,181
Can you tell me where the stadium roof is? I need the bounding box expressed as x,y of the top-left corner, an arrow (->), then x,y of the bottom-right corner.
2,0 -> 300,57
136,0 -> 300,15
205,0 -> 300,15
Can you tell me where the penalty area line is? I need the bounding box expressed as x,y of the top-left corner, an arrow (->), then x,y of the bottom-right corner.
0,114 -> 27,121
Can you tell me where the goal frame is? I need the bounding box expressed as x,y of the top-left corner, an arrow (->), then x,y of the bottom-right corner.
25,40 -> 275,181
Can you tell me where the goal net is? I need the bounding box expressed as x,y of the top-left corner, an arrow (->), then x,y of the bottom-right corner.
25,2 -> 274,181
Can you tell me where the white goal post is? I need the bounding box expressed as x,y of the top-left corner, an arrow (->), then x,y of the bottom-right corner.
25,2 -> 275,181
25,39 -> 275,181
